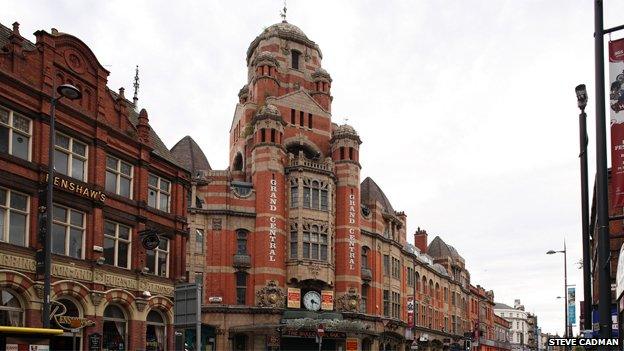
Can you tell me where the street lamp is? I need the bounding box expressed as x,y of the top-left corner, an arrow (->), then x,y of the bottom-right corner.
42,84 -> 81,328
547,241 -> 569,339
575,83 -> 592,333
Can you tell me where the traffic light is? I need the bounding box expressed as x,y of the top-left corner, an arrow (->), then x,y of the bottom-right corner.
464,340 -> 471,351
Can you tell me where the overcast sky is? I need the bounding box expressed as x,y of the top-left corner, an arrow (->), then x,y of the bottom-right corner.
6,0 -> 624,336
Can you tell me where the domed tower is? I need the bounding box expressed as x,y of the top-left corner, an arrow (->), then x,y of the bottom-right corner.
330,124 -> 363,299
250,104 -> 288,290
311,67 -> 332,111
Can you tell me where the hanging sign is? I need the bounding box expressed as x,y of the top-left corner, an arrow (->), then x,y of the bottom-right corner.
609,38 -> 624,206
568,286 -> 576,326
407,296 -> 415,327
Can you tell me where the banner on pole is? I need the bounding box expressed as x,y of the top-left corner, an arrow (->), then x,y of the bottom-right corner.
407,296 -> 414,327
609,38 -> 624,206
568,286 -> 576,326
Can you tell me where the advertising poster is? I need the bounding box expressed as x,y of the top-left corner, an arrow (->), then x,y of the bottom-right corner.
321,290 -> 334,310
287,288 -> 301,309
609,38 -> 624,206
568,286 -> 576,326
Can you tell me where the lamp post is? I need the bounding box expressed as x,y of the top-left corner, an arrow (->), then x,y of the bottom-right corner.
42,84 -> 82,328
575,84 -> 593,333
547,241 -> 569,339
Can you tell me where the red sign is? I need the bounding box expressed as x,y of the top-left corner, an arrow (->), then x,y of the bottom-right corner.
407,296 -> 414,327
610,38 -> 624,206
346,338 -> 358,351
317,324 -> 325,337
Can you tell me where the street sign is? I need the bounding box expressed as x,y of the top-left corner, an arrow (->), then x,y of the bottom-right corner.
317,324 -> 325,337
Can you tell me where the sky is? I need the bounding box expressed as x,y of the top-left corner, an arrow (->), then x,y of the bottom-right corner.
5,0 -> 624,336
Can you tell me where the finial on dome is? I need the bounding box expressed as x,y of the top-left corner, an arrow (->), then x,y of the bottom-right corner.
280,0 -> 287,23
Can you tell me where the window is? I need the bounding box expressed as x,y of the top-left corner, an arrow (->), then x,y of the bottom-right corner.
195,272 -> 203,286
360,285 -> 368,313
55,133 -> 87,181
444,287 -> 448,302
103,220 -> 131,269
195,229 -> 204,254
52,205 -> 84,258
105,156 -> 133,198
414,302 -> 419,326
302,225 -> 328,261
146,310 -> 166,351
407,267 -> 413,286
291,50 -> 300,69
391,291 -> 401,318
383,255 -> 390,276
236,230 -> 248,254
302,179 -> 328,210
0,188 -> 28,246
428,307 -> 433,328
146,238 -> 169,277
233,334 -> 248,351
290,224 -> 298,259
340,147 -> 344,160
349,147 -> 354,160
290,109 -> 295,124
0,289 -> 23,326
299,111 -> 304,126
103,305 -> 127,351
361,247 -> 369,269
422,276 -> 427,294
236,272 -> 247,304
451,291 -> 456,306
383,290 -> 390,316
391,257 -> 400,279
308,113 -> 313,129
148,174 -> 171,212
415,272 -> 420,292
290,179 -> 299,208
0,107 -> 31,160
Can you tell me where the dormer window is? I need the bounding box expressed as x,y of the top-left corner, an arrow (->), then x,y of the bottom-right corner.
291,50 -> 301,69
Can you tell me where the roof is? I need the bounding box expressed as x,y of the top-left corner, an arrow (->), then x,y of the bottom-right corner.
0,22 -> 36,51
170,136 -> 211,173
427,236 -> 464,261
494,302 -> 514,310
432,263 -> 448,276
360,177 -> 395,213
247,21 -> 321,62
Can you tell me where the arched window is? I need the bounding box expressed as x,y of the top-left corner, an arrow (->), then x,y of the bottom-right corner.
435,283 -> 440,301
290,178 -> 299,208
103,304 -> 127,351
233,153 -> 243,171
146,310 -> 167,351
302,179 -> 329,211
235,272 -> 247,305
422,276 -> 427,294
291,50 -> 300,69
415,272 -> 420,292
429,280 -> 434,299
236,230 -> 248,254
51,298 -> 84,351
0,289 -> 23,326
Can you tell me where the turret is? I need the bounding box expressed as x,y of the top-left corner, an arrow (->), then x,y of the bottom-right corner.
251,52 -> 280,106
311,68 -> 332,111
252,104 -> 285,146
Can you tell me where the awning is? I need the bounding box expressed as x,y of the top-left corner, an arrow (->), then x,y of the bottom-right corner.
0,326 -> 64,335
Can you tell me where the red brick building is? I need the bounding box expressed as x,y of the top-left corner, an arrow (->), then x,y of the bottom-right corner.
0,22 -> 189,350
172,17 -> 509,351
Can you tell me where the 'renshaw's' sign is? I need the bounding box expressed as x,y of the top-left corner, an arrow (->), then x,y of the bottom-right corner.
44,173 -> 106,202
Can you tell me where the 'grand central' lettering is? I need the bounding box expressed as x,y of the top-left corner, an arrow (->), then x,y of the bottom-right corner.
348,193 -> 356,270
268,179 -> 278,262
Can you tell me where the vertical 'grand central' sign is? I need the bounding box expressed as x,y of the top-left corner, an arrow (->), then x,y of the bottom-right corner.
268,179 -> 278,262
348,193 -> 356,270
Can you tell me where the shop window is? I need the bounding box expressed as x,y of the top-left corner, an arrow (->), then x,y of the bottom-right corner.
104,220 -> 131,269
146,238 -> 169,277
51,298 -> 83,350
0,106 -> 31,160
233,334 -> 248,351
236,272 -> 247,305
105,156 -> 133,198
0,187 -> 28,246
0,289 -> 23,326
195,229 -> 204,254
236,230 -> 248,254
148,174 -> 171,212
52,204 -> 85,258
291,50 -> 300,70
55,132 -> 87,181
103,304 -> 127,351
146,310 -> 166,351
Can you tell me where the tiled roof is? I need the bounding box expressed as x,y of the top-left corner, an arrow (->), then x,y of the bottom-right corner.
360,177 -> 395,213
427,236 -> 464,261
0,22 -> 36,51
494,302 -> 514,310
170,135 -> 211,174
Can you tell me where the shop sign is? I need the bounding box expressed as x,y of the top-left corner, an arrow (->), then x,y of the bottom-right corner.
347,194 -> 357,270
51,300 -> 95,331
282,330 -> 346,339
346,338 -> 358,351
88,333 -> 102,351
45,174 -> 106,202
321,290 -> 334,311
268,179 -> 278,262
287,288 -> 301,309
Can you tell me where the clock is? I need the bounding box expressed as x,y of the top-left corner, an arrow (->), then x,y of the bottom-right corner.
303,291 -> 321,311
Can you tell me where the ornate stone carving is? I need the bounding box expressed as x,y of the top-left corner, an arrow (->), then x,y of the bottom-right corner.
135,298 -> 148,312
335,287 -> 359,312
256,280 -> 285,308
212,218 -> 222,231
307,264 -> 320,277
33,284 -> 44,299
90,292 -> 104,306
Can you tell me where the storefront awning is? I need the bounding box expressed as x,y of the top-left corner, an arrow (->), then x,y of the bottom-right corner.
0,326 -> 64,335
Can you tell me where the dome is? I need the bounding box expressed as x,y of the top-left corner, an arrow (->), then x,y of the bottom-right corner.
247,21 -> 322,62
170,136 -> 211,173
312,67 -> 332,81
334,124 -> 358,138
360,177 -> 395,214
251,51 -> 279,67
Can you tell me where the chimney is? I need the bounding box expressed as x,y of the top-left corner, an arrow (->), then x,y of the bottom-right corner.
414,227 -> 428,253
12,22 -> 20,36
137,108 -> 150,144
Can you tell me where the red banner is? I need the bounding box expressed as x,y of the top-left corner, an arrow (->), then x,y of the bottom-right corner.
407,296 -> 414,327
610,38 -> 624,206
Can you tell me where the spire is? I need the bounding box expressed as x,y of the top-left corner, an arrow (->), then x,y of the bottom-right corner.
280,0 -> 287,22
133,65 -> 140,108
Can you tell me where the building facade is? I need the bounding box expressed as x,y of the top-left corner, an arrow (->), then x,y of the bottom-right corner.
494,300 -> 534,351
172,17 -> 510,351
0,22 -> 189,350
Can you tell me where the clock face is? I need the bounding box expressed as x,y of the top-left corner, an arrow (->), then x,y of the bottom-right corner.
303,291 -> 321,311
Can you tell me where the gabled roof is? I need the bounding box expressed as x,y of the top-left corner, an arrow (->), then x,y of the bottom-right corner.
170,136 -> 211,173
360,177 -> 395,213
0,22 -> 36,51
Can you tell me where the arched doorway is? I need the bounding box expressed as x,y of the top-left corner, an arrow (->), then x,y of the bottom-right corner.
0,288 -> 24,326
103,304 -> 128,351
51,297 -> 84,351
146,309 -> 167,351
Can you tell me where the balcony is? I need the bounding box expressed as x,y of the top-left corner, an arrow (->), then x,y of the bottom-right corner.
233,254 -> 251,269
287,155 -> 333,173
361,267 -> 372,282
